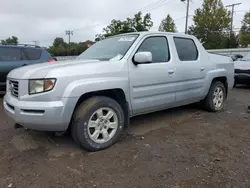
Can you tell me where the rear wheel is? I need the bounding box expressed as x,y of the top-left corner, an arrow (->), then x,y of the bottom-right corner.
202,81 -> 226,112
71,96 -> 124,152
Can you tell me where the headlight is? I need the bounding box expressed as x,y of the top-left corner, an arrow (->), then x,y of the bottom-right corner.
29,79 -> 56,94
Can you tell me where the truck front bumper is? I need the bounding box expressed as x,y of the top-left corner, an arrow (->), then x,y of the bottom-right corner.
3,93 -> 77,131
235,73 -> 250,85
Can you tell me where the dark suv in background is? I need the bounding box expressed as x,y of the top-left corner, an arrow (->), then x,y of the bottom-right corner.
0,44 -> 55,93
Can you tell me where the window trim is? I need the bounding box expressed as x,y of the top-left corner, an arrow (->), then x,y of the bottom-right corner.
134,35 -> 171,64
173,37 -> 199,61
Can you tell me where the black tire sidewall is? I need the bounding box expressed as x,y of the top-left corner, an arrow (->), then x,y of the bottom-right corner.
74,97 -> 124,151
208,82 -> 226,112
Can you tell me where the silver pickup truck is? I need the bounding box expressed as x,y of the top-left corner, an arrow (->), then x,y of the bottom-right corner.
4,32 -> 234,151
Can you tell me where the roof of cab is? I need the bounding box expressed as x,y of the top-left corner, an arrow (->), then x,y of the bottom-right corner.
117,31 -> 193,37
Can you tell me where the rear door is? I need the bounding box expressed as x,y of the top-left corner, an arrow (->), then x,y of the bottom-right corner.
172,37 -> 206,104
0,47 -> 29,90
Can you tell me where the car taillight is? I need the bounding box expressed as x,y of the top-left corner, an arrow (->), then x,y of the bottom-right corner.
48,59 -> 55,62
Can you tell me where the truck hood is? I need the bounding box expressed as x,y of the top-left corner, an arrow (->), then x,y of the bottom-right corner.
234,60 -> 250,70
7,59 -> 122,79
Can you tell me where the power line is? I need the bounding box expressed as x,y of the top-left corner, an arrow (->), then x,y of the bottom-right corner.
235,10 -> 249,12
174,15 -> 193,22
74,0 -> 174,32
189,0 -> 198,12
41,0 -> 175,43
151,15 -> 192,31
71,0 -> 171,33
139,0 -> 167,12
141,0 -> 175,13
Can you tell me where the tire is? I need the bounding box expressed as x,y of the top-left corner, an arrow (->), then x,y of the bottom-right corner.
233,78 -> 237,88
233,82 -> 236,88
71,96 -> 124,152
202,81 -> 226,112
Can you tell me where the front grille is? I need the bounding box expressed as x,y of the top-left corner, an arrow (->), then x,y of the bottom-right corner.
9,80 -> 19,97
235,69 -> 250,74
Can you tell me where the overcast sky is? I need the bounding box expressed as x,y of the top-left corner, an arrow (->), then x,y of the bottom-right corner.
0,0 -> 249,47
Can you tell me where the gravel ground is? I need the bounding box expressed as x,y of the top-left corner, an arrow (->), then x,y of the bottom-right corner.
0,87 -> 250,188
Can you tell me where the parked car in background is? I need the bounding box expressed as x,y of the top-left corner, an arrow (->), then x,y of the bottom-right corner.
4,32 -> 234,151
52,57 -> 58,61
0,44 -> 55,93
234,53 -> 250,86
228,54 -> 243,61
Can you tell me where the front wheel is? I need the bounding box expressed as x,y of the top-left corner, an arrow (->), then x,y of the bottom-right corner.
233,78 -> 237,88
71,96 -> 124,152
202,81 -> 226,112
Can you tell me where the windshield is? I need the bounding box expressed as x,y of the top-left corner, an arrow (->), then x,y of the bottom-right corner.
77,34 -> 138,61
242,53 -> 250,61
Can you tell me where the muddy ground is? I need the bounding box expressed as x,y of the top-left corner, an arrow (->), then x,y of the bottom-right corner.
0,87 -> 250,188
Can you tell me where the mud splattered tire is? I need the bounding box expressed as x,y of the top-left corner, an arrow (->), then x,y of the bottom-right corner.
202,81 -> 226,112
71,96 -> 124,152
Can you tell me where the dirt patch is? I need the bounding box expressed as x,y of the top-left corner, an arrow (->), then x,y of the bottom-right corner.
11,134 -> 39,151
0,88 -> 250,188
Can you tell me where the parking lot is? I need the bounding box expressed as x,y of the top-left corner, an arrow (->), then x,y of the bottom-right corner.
0,87 -> 249,188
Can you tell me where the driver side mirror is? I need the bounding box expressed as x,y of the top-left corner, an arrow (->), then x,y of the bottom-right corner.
133,52 -> 152,65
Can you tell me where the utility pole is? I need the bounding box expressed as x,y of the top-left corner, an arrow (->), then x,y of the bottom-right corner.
226,3 -> 241,36
181,0 -> 190,34
33,40 -> 39,46
65,30 -> 73,50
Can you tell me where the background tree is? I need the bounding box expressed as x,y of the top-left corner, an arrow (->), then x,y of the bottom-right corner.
95,34 -> 105,42
1,36 -> 18,45
96,11 -> 153,40
131,12 -> 153,32
47,38 -> 92,56
188,0 -> 232,49
102,19 -> 134,38
239,12 -> 250,47
226,32 -> 239,48
53,37 -> 68,48
158,14 -> 177,32
47,37 -> 68,56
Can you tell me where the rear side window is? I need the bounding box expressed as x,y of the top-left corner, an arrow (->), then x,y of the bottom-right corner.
23,48 -> 42,60
174,37 -> 198,61
137,36 -> 170,63
0,47 -> 22,61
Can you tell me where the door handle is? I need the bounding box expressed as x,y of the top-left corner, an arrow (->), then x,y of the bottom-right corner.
168,70 -> 174,76
22,64 -> 27,66
200,67 -> 205,71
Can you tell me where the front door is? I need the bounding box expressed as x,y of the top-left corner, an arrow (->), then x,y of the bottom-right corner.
128,35 -> 176,115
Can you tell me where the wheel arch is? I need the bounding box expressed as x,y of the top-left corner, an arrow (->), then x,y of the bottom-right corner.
203,69 -> 228,99
68,88 -> 130,131
211,76 -> 228,98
